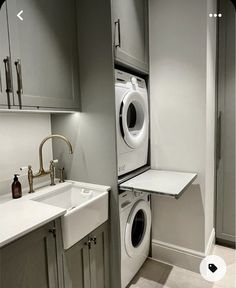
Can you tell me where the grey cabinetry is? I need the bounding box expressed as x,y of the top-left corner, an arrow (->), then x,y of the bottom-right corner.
113,0 -> 149,73
89,223 -> 109,288
64,235 -> 91,288
0,1 -> 12,108
64,222 -> 109,288
0,222 -> 58,288
0,0 -> 80,110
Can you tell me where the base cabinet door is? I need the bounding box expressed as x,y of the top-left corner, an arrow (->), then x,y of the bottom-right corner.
89,223 -> 109,288
63,222 -> 109,288
64,235 -> 91,288
0,222 -> 58,288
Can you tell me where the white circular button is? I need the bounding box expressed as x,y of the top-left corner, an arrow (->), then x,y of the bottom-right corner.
130,76 -> 137,85
134,191 -> 141,197
200,255 -> 226,282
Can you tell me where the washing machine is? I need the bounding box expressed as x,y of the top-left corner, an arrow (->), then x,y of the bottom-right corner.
119,190 -> 151,288
115,69 -> 149,176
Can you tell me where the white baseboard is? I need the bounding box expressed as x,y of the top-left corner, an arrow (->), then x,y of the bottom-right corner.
151,228 -> 215,273
205,228 -> 216,256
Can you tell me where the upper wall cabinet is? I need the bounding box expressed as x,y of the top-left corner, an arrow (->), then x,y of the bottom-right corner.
0,1 -> 13,108
0,0 -> 80,111
113,0 -> 149,74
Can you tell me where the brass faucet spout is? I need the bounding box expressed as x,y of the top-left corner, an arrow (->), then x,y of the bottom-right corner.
38,134 -> 73,173
27,134 -> 73,193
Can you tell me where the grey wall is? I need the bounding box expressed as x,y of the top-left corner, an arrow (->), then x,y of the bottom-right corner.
149,0 -> 216,258
51,0 -> 121,287
205,0 -> 217,248
0,113 -> 52,194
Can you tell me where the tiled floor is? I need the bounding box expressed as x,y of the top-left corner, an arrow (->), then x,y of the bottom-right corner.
128,245 -> 236,288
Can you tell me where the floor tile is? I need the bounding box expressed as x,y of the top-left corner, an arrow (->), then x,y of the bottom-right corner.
127,245 -> 236,288
130,277 -> 170,288
129,258 -> 173,286
215,263 -> 236,288
164,266 -> 214,288
213,245 -> 236,288
213,245 -> 236,266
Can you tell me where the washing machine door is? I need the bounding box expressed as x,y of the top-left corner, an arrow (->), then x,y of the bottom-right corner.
125,199 -> 151,258
120,91 -> 148,149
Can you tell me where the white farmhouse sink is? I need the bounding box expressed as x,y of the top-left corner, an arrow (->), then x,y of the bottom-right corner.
33,181 -> 109,249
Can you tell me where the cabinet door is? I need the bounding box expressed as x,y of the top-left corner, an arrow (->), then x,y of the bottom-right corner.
113,0 -> 149,73
0,222 -> 58,288
64,235 -> 90,288
6,0 -> 80,110
0,1 -> 13,108
216,0 -> 235,244
89,222 -> 109,288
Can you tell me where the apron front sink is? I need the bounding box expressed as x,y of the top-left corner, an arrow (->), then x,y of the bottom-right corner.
33,181 -> 109,249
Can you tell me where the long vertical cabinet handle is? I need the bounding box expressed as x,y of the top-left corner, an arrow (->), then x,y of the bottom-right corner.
0,67 -> 2,93
3,57 -> 13,109
216,111 -> 222,169
15,59 -> 23,109
115,19 -> 121,48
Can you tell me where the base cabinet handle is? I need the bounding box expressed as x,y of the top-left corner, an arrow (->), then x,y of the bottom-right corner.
90,236 -> 97,245
48,227 -> 56,238
85,240 -> 92,249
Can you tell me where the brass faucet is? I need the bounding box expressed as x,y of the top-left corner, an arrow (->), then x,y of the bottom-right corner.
28,134 -> 73,193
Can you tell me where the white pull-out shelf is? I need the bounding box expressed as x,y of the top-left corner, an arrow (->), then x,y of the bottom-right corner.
119,170 -> 197,199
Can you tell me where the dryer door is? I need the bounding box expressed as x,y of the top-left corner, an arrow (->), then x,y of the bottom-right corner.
125,199 -> 151,258
120,91 -> 148,149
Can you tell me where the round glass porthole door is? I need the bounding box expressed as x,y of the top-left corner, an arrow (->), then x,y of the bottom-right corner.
131,209 -> 145,247
120,91 -> 148,149
125,200 -> 151,258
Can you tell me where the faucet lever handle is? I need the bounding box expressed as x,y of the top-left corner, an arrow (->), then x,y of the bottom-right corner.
59,167 -> 65,183
49,160 -> 57,186
27,165 -> 34,193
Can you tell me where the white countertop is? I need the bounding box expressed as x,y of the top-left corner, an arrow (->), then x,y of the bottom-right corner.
0,181 -> 110,248
120,169 -> 197,199
0,200 -> 65,248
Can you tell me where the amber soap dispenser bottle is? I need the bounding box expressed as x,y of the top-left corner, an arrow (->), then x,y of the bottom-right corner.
12,174 -> 22,199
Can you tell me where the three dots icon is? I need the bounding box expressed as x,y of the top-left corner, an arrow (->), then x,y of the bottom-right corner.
209,13 -> 222,17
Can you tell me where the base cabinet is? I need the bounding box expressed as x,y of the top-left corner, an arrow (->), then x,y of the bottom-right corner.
64,222 -> 109,288
0,222 -> 58,288
0,221 -> 109,288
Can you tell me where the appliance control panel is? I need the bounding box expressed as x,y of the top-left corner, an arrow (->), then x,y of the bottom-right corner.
119,190 -> 150,211
134,191 -> 143,197
115,69 -> 146,90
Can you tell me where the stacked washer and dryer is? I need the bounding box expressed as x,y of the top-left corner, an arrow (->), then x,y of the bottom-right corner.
115,69 -> 151,288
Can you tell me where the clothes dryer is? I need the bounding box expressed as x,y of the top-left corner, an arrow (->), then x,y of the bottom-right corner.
115,69 -> 149,176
